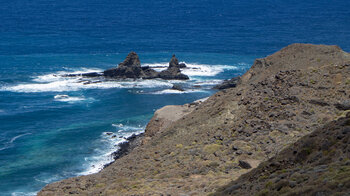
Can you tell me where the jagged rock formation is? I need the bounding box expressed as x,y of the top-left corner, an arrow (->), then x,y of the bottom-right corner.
68,52 -> 190,80
169,54 -> 187,68
103,52 -> 144,79
213,112 -> 350,196
39,44 -> 350,195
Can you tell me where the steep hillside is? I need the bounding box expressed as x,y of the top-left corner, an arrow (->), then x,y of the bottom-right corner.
213,112 -> 350,196
39,44 -> 350,195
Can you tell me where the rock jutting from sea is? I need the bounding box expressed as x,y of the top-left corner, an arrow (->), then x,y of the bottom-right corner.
63,52 -> 189,80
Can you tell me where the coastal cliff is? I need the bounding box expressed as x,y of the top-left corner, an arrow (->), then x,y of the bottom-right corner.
38,44 -> 350,195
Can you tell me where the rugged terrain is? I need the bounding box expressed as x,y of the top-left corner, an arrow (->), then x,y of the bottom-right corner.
39,44 -> 350,195
213,112 -> 350,196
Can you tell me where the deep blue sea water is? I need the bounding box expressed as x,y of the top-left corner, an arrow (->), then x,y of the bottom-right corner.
0,0 -> 349,195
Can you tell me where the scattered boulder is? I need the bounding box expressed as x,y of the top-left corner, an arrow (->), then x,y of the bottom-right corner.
171,84 -> 185,91
214,76 -> 241,90
239,160 -> 252,169
334,100 -> 350,110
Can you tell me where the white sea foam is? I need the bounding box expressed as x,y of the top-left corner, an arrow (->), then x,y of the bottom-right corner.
33,68 -> 104,83
182,63 -> 237,77
1,73 -> 172,93
11,191 -> 37,196
151,89 -> 206,94
145,62 -> 237,77
0,63 -> 238,93
54,95 -> 88,103
79,125 -> 144,175
193,79 -> 224,86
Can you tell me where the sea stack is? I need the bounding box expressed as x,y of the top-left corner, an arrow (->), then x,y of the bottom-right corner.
169,54 -> 187,68
158,55 -> 189,80
103,52 -> 143,79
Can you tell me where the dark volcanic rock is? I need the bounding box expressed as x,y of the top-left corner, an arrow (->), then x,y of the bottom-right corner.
214,76 -> 241,90
141,66 -> 159,79
171,84 -> 185,91
238,160 -> 252,169
103,52 -> 143,79
63,52 -> 189,80
169,55 -> 186,68
157,55 -> 189,80
334,100 -> 350,111
159,67 -> 189,80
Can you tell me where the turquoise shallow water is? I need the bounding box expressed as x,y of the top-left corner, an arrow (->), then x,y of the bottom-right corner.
0,0 -> 350,195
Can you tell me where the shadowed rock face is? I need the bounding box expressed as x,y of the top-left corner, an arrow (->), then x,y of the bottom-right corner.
158,66 -> 189,80
38,44 -> 350,195
103,52 -> 144,79
169,54 -> 187,68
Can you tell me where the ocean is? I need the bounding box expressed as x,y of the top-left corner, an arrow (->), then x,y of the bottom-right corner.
0,0 -> 349,195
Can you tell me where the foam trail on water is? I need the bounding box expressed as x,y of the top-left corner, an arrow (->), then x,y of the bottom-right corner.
10,133 -> 32,143
0,133 -> 32,151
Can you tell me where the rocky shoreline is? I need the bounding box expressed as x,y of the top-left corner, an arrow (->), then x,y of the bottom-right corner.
104,98 -> 208,170
38,44 -> 350,195
103,133 -> 145,169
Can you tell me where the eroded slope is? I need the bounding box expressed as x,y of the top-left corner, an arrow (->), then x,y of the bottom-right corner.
39,44 -> 350,195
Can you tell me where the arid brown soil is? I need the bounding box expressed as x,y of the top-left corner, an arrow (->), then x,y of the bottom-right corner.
213,112 -> 350,196
38,44 -> 350,195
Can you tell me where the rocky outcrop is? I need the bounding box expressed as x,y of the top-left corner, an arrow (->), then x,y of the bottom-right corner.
214,76 -> 241,90
103,52 -> 144,79
158,66 -> 189,80
152,55 -> 189,80
65,52 -> 189,80
171,84 -> 185,91
39,44 -> 350,195
169,54 -> 187,68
